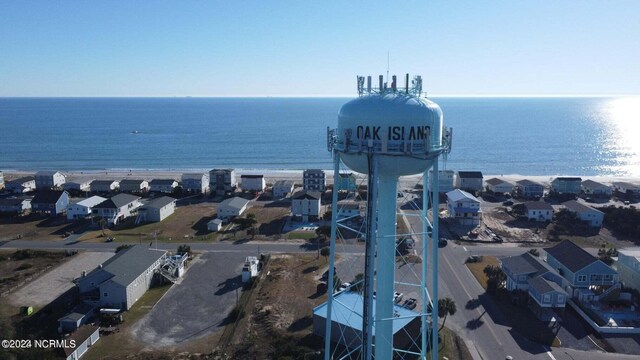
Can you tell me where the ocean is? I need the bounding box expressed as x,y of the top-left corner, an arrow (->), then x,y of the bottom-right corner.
0,97 -> 638,176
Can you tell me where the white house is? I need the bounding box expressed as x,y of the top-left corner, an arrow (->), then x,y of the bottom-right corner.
149,179 -> 178,193
31,190 -> 69,216
611,182 -> 640,197
335,201 -> 361,219
524,202 -> 553,222
64,179 -> 94,192
74,245 -> 166,310
92,193 -> 142,225
0,198 -> 31,215
446,189 -> 482,225
181,173 -> 209,194
217,197 -> 250,220
241,175 -> 266,192
291,190 -> 322,222
90,180 -> 119,193
427,169 -> 455,193
617,248 -> 640,292
455,171 -> 483,192
67,196 -> 107,220
581,180 -> 612,197
272,180 -> 295,198
562,200 -> 604,228
515,179 -> 545,199
35,170 -> 66,190
207,218 -> 223,232
551,177 -> 582,194
242,256 -> 259,283
209,169 -> 237,195
5,176 -> 36,193
63,325 -> 100,360
303,169 -> 326,192
119,179 -> 149,193
485,178 -> 514,194
136,196 -> 176,223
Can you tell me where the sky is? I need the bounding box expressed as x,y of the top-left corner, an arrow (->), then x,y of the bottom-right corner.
1,1 -> 639,97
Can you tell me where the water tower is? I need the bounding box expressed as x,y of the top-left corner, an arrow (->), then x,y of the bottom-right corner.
324,74 -> 452,359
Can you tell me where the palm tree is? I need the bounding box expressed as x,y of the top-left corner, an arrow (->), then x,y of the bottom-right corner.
97,218 -> 107,237
320,247 -> 330,263
438,297 -> 457,331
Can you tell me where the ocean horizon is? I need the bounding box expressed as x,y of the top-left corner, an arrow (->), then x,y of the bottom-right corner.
1,97 -> 639,176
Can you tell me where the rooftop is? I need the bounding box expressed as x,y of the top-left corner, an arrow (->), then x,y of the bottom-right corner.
7,176 -> 35,184
457,171 -> 483,178
220,196 -> 250,210
516,179 -> 543,187
486,177 -> 511,186
119,179 -> 147,185
0,198 -> 30,206
241,174 -> 263,179
32,190 -> 66,204
562,200 -> 604,215
500,252 -> 554,277
273,180 -> 295,187
292,190 -> 321,200
544,240 -> 598,273
581,179 -> 610,189
99,245 -> 166,286
73,196 -> 107,208
35,170 -> 64,176
149,179 -> 177,185
553,177 -> 582,182
93,193 -> 140,209
181,173 -> 207,180
91,180 -> 118,186
446,189 -> 479,203
618,248 -> 640,261
528,276 -> 565,295
142,196 -> 176,209
524,201 -> 553,211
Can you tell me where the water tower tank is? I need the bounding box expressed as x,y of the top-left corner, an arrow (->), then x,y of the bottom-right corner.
337,93 -> 443,176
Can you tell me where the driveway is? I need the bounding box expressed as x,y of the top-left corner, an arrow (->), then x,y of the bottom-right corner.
132,251 -> 248,347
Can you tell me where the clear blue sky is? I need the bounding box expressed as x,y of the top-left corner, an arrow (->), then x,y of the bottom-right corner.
1,1 -> 639,96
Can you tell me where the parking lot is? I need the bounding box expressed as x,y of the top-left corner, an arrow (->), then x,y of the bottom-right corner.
131,251 -> 249,347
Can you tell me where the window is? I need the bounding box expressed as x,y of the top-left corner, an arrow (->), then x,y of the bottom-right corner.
578,275 -> 587,282
543,294 -> 551,303
558,294 -> 564,302
103,292 -> 108,297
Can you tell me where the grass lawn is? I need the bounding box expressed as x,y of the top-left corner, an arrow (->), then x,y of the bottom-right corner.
465,256 -> 499,290
427,326 -> 474,360
287,231 -> 316,240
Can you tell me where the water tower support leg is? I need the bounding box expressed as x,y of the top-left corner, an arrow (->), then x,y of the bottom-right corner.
324,153 -> 341,359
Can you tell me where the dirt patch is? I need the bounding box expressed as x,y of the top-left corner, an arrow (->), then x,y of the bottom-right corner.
481,207 -> 546,243
0,249 -> 69,298
0,213 -> 86,241
246,204 -> 289,238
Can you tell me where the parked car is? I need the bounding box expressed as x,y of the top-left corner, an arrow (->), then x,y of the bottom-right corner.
502,200 -> 514,206
393,292 -> 403,303
466,255 -> 483,263
339,282 -> 352,291
402,298 -> 417,310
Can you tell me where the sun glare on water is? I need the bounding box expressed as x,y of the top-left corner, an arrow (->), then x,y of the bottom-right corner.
605,97 -> 640,175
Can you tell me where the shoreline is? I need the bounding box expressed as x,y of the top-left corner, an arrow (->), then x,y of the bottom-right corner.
2,169 -> 639,188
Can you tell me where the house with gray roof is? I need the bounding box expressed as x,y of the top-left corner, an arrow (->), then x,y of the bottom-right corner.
446,189 -> 481,225
90,180 -> 119,193
515,179 -> 544,199
75,245 -> 166,310
0,198 -> 31,215
524,201 -> 554,222
149,179 -> 179,193
562,200 -> 604,228
92,193 -> 142,225
217,196 -> 250,220
485,178 -> 514,194
272,180 -> 295,198
5,176 -> 36,193
35,170 -> 66,190
31,190 -> 69,216
581,180 -> 612,197
119,179 -> 149,193
136,196 -> 176,223
181,173 -> 209,194
455,171 -> 483,192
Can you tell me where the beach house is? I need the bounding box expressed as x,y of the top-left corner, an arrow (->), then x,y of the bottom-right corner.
149,179 -> 178,193
209,169 -> 237,195
119,179 -> 149,193
35,170 -> 66,190
90,180 -> 119,193
207,218 -> 223,232
136,196 -> 176,223
617,248 -> 640,292
241,174 -> 266,192
31,190 -> 69,216
217,197 -> 250,220
0,198 -> 31,215
291,190 -> 322,222
303,169 -> 326,192
485,178 -> 514,194
544,241 -> 618,300
75,245 -> 166,310
455,171 -> 483,193
336,173 -> 357,192
427,169 -> 455,193
272,180 -> 295,198
5,176 -> 36,193
515,179 -> 544,199
61,325 -> 100,360
335,201 -> 361,219
524,202 -> 554,222
64,179 -> 93,193
181,173 -> 209,194
446,189 -> 482,225
66,196 -> 107,220
581,180 -> 612,197
561,200 -> 604,228
611,182 -> 640,198
551,177 -> 582,195
92,193 -> 142,225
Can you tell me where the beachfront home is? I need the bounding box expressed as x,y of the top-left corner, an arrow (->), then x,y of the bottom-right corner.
5,176 -> 36,193
207,218 -> 223,232
91,180 -> 119,193
136,196 -> 176,223
499,252 -> 567,320
455,171 -> 483,193
336,173 -> 357,192
0,198 -> 31,215
291,190 -> 322,222
485,178 -> 514,194
149,179 -> 178,193
611,182 -> 640,198
209,169 -> 237,195
217,197 -> 250,220
241,175 -> 266,192
272,180 -> 295,198
551,177 -> 582,195
617,248 -> 640,292
524,202 -> 554,222
427,169 -> 455,193
31,190 -> 69,216
35,170 -> 66,190
66,196 -> 107,220
562,200 -> 604,228
515,179 -> 544,199
181,173 -> 209,194
64,179 -> 93,193
75,245 -> 166,310
581,180 -> 612,197
335,201 -> 361,219
446,189 -> 482,226
61,325 -> 100,360
303,169 -> 326,192
92,193 -> 142,225
119,179 -> 149,194
544,241 -> 618,300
